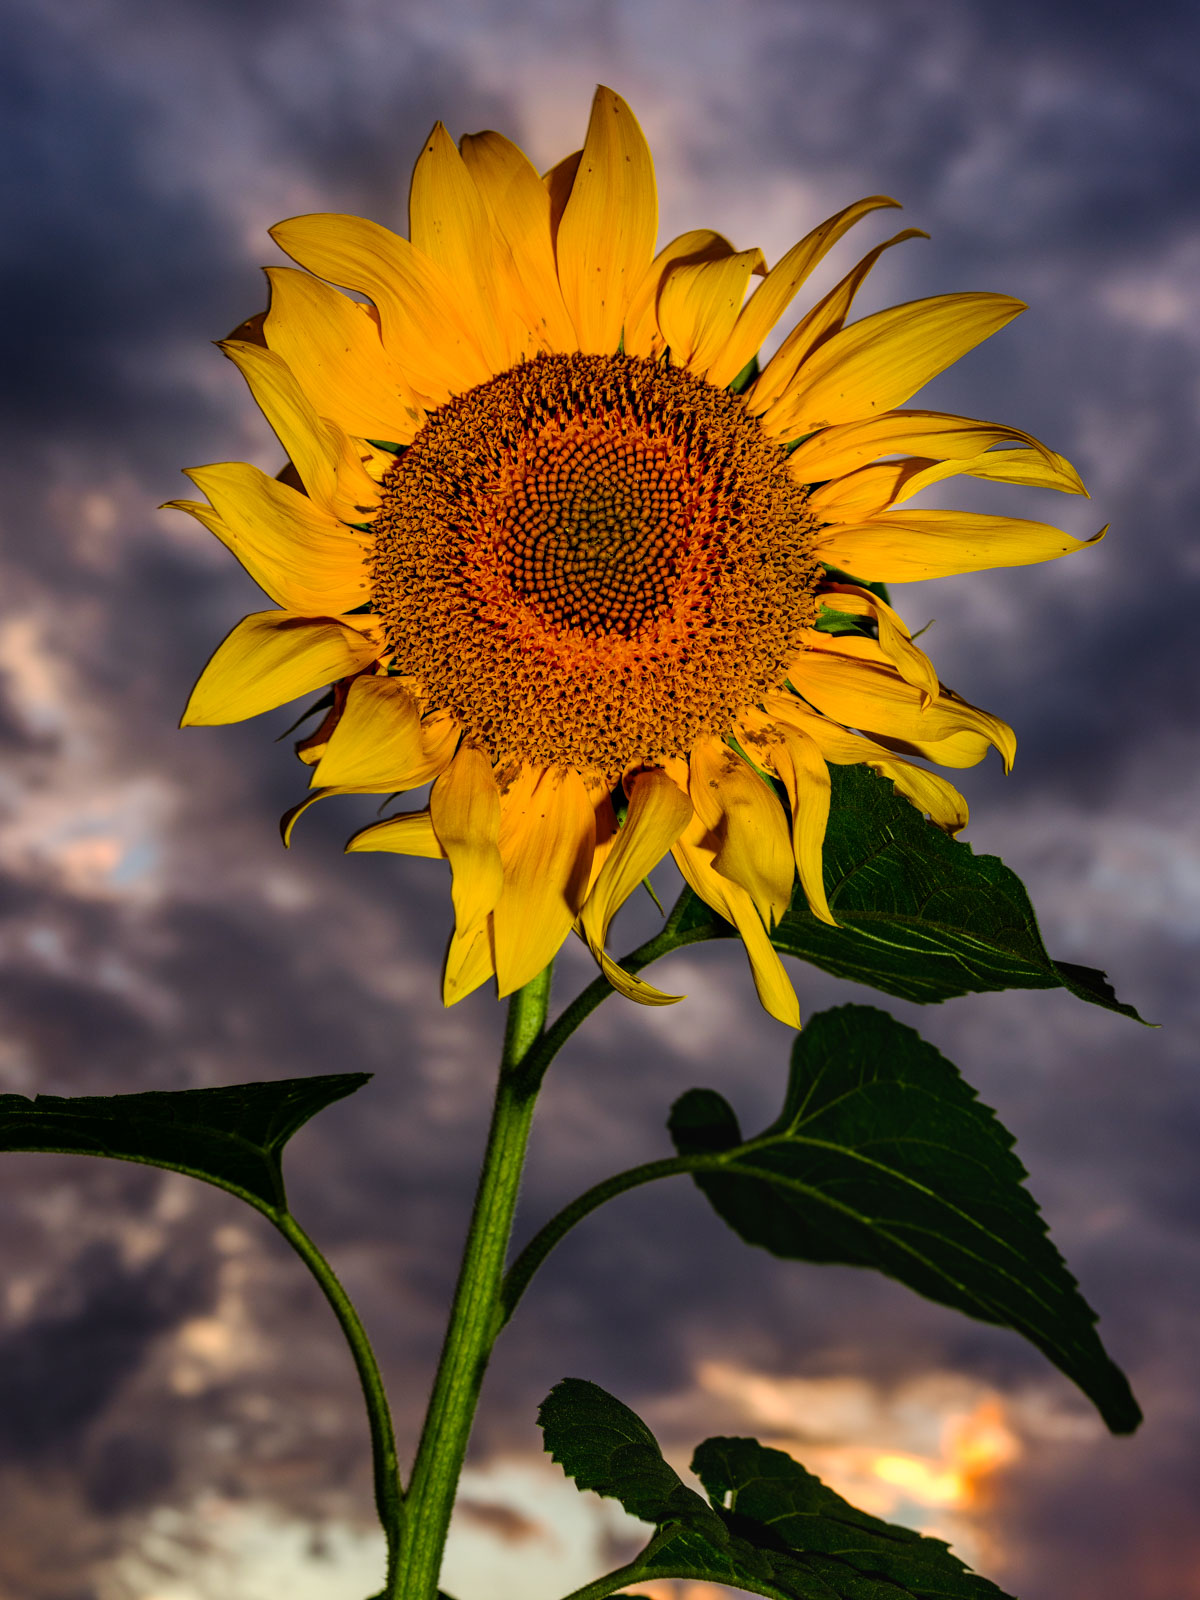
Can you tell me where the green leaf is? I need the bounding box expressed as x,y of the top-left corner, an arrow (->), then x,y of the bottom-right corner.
539,1377 -> 725,1540
668,1005 -> 1140,1434
692,1434 -> 1007,1598
540,1378 -> 1010,1598
0,1075 -> 370,1213
667,764 -> 1146,1020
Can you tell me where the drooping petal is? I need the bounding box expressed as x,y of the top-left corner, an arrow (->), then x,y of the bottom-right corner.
737,709 -> 835,927
312,677 -> 460,791
430,743 -> 504,943
218,341 -> 381,521
890,446 -> 1088,503
763,695 -> 969,833
752,229 -> 928,426
657,248 -> 767,376
624,229 -> 738,359
555,87 -> 657,354
269,212 -> 491,402
582,773 -> 621,898
346,810 -> 447,858
787,636 -> 1016,770
443,921 -> 497,1006
816,509 -> 1106,582
705,194 -> 901,390
409,121 -> 532,371
169,462 -> 370,613
671,811 -> 801,1029
263,267 -> 425,445
787,408 -> 1056,482
766,293 -> 1026,436
281,784 -> 391,846
182,612 -> 379,726
816,585 -> 940,705
460,129 -> 578,352
578,767 -> 691,1003
492,765 -> 596,996
689,736 -> 794,929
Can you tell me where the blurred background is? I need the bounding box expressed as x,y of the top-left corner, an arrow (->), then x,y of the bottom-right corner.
1,1 -> 1198,1596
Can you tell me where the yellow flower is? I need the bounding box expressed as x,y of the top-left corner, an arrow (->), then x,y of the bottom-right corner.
170,87 -> 1102,1025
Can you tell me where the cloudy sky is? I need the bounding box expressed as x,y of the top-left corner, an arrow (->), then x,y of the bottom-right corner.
1,0 -> 1198,1596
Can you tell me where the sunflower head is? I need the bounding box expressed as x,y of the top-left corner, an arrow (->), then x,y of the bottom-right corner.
170,87 -> 1101,1025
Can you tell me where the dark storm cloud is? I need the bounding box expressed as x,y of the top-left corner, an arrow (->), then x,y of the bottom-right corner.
0,1239 -> 209,1461
0,11 -> 241,443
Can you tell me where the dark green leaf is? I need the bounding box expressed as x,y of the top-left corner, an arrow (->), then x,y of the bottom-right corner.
692,1434 -> 1006,1598
540,1379 -> 1009,1598
0,1075 -> 370,1213
667,764 -> 1146,1020
539,1378 -> 724,1540
669,1005 -> 1140,1434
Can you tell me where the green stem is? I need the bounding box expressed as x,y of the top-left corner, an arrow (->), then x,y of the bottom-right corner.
499,1154 -> 716,1328
396,963 -> 555,1599
268,1208 -> 403,1585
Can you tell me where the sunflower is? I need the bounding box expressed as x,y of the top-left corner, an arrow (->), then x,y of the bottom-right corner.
170,87 -> 1101,1026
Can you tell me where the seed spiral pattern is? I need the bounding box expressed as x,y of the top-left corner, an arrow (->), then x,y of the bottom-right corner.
369,353 -> 822,775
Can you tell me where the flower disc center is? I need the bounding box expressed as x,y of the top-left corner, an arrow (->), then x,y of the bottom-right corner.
502,424 -> 689,638
370,353 -> 822,775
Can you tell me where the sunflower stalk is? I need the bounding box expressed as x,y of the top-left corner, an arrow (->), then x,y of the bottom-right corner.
395,963 -> 554,1599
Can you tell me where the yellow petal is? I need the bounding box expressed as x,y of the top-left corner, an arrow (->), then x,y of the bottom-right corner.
806,446 -> 1086,522
788,408 -> 1056,482
806,459 -> 927,522
583,780 -> 621,898
817,585 -> 940,705
280,784 -> 383,847
555,87 -> 657,354
182,612 -> 378,726
219,341 -> 381,522
689,736 -> 794,929
738,710 -> 835,926
409,121 -> 531,372
816,509 -> 1106,582
430,743 -> 504,942
460,129 -> 578,352
763,694 -> 969,833
874,759 -> 969,832
543,149 -> 582,243
657,249 -> 766,376
767,293 -> 1025,436
263,267 -> 424,445
578,767 -> 691,998
892,445 -> 1088,503
169,462 -> 370,613
671,820 -> 801,1029
624,229 -> 739,359
787,637 -> 1015,770
312,677 -> 460,791
706,194 -> 901,391
269,212 -> 491,403
443,920 -> 496,1006
751,228 -> 927,423
346,810 -> 446,857
492,765 -> 596,996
